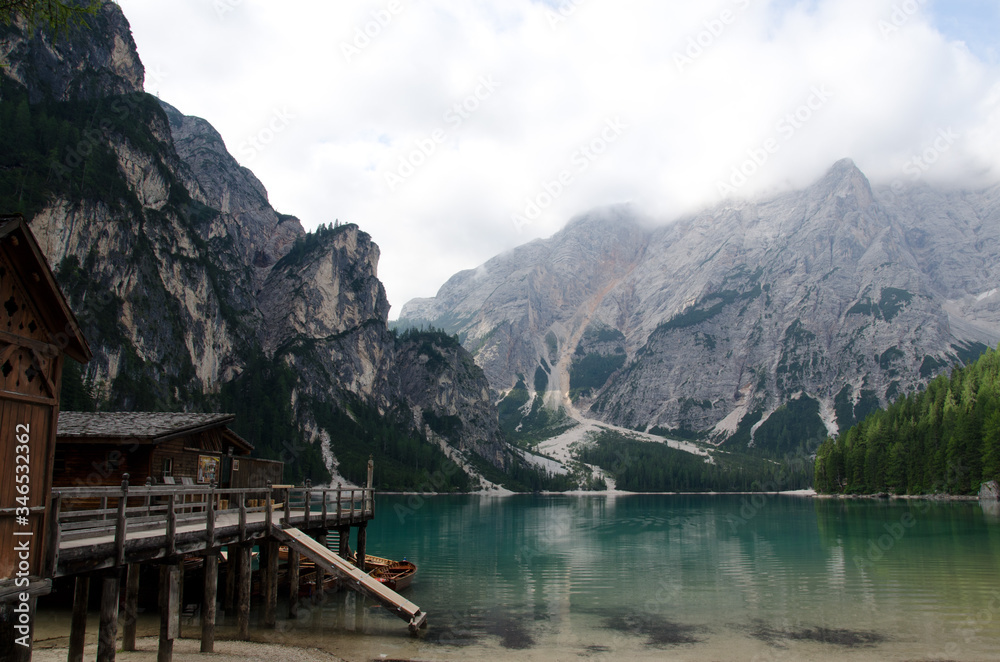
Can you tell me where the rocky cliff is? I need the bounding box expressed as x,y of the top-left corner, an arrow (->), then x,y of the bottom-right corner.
0,2 -> 509,486
400,160 -> 1000,451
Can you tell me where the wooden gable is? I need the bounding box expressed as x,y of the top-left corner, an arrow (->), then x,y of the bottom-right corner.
0,214 -> 91,591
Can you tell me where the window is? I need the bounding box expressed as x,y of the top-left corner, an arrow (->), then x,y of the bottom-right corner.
162,457 -> 173,477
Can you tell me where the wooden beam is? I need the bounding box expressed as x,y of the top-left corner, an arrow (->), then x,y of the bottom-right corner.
2,598 -> 35,662
46,492 -> 62,578
288,548 -> 300,619
238,494 -> 247,542
236,544 -> 251,640
115,476 -> 130,568
201,553 -> 218,653
273,527 -> 427,631
224,550 -> 236,612
177,562 -> 185,639
68,576 -> 90,662
264,540 -> 278,627
356,523 -> 368,573
157,563 -> 180,662
0,599 -> 36,662
97,570 -> 120,662
122,564 -> 140,652
337,526 -> 350,558
166,494 -> 177,557
205,488 -> 216,548
314,532 -> 327,604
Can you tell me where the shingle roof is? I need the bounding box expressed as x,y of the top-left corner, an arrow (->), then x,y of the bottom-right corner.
57,412 -> 237,441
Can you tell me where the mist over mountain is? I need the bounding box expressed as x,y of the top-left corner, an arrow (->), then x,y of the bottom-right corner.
400,159 -> 1000,452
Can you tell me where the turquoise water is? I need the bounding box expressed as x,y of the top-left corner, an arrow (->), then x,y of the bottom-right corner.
270,495 -> 1000,661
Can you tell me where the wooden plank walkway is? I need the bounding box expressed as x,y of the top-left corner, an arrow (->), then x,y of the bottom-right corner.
274,526 -> 428,632
49,485 -> 375,577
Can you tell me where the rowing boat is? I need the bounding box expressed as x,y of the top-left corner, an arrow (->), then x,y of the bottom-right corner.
277,545 -> 417,592
368,561 -> 417,591
278,545 -> 395,570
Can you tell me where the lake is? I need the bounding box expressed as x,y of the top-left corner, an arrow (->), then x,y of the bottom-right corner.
242,494 -> 1000,661
31,494 -> 995,661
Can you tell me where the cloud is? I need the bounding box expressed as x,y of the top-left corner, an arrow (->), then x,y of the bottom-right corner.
117,0 -> 1000,318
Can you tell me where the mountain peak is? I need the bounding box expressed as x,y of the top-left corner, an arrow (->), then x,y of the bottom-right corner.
812,158 -> 876,209
2,2 -> 144,102
827,157 -> 862,175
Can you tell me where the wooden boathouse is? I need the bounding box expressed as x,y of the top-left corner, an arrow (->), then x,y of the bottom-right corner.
1,214 -> 92,661
0,216 -> 426,661
54,411 -> 283,489
50,473 -> 425,662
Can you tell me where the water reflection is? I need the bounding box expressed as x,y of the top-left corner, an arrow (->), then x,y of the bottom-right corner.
262,494 -> 1000,659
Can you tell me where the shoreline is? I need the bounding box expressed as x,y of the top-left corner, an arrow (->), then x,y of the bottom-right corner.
32,636 -> 352,662
381,488 -> 987,501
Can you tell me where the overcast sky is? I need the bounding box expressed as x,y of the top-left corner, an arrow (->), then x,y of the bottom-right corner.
116,0 -> 1000,319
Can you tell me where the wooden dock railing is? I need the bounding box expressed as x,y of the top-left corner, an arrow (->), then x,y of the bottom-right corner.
48,476 -> 375,576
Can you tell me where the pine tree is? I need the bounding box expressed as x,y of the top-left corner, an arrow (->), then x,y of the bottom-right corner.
982,410 -> 1000,483
0,0 -> 101,31
815,345 -> 1000,495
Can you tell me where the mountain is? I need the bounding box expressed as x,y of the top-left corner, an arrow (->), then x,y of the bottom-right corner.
400,160 -> 1000,454
0,2 -> 510,487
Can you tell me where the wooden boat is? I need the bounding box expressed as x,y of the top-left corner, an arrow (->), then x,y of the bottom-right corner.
277,545 -> 416,592
278,545 -> 395,570
368,561 -> 416,591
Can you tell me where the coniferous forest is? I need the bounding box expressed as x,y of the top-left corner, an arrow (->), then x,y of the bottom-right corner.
814,346 -> 1000,495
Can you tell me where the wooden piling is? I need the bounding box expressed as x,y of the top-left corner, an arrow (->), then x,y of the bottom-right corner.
224,549 -> 236,612
177,561 -> 185,638
201,552 -> 218,653
122,564 -> 140,652
237,544 -> 251,640
97,570 -> 120,662
315,532 -> 327,603
288,548 -> 300,618
264,539 -> 279,627
337,526 -> 350,558
68,575 -> 90,662
0,598 -> 36,662
158,563 -> 180,662
356,523 -> 368,573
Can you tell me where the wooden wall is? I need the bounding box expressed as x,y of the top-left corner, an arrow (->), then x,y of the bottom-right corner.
0,401 -> 57,582
229,457 -> 283,488
0,249 -> 64,583
54,429 -> 283,490
52,443 -> 153,489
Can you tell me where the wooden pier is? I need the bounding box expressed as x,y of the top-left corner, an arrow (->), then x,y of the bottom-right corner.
42,478 -> 425,662
0,217 -> 424,661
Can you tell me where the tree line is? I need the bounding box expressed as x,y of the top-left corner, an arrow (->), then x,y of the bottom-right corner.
814,346 -> 1000,495
577,430 -> 813,492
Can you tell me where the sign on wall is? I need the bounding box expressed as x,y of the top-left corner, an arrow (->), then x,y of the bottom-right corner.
197,455 -> 220,484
